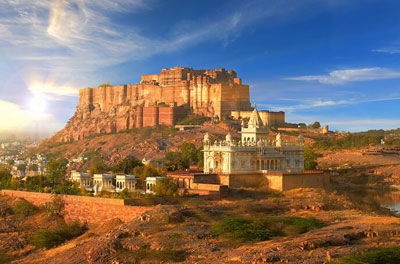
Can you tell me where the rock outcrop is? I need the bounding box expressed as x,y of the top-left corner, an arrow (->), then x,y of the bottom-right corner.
52,67 -> 251,142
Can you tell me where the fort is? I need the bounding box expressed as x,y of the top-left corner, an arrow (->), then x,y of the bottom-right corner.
79,66 -> 251,118
52,66 -> 285,142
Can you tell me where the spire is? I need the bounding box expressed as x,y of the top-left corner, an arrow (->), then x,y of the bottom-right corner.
248,107 -> 263,128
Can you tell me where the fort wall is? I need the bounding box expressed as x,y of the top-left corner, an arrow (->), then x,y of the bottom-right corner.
1,190 -> 151,225
54,67 -> 252,142
231,110 -> 285,127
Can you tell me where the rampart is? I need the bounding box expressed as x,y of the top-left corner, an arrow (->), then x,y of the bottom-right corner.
1,190 -> 152,225
231,110 -> 285,127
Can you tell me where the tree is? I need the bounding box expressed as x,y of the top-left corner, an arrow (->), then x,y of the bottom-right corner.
164,152 -> 186,171
298,123 -> 307,129
0,165 -> 12,189
112,156 -> 142,174
196,146 -> 204,168
179,143 -> 198,166
310,121 -> 321,129
6,159 -> 15,166
88,157 -> 108,174
153,178 -> 178,196
304,146 -> 318,170
45,158 -> 68,186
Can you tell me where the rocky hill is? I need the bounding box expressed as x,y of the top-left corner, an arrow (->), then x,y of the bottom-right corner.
51,66 -> 251,143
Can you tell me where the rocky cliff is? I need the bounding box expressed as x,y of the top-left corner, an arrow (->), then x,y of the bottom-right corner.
51,67 -> 251,142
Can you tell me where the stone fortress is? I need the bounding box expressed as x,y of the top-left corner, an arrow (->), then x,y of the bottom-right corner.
54,66 -> 285,142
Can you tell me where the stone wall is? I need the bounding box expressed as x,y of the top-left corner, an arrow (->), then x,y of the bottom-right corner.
264,171 -> 330,191
52,67 -> 251,142
231,110 -> 285,127
1,190 -> 152,225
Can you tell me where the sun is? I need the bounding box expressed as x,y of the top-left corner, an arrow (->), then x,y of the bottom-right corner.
29,94 -> 47,118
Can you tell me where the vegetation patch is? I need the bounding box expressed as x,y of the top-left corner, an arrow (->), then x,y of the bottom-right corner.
29,221 -> 87,249
12,199 -> 37,217
177,114 -> 210,125
212,216 -> 327,242
117,249 -> 187,262
337,246 -> 400,264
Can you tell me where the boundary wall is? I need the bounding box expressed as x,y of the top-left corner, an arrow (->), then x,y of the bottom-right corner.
1,190 -> 152,224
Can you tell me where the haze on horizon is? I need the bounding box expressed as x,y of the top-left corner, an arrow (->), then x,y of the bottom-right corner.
1,0 -> 400,134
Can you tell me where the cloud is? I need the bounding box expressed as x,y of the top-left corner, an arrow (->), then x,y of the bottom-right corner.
29,83 -> 79,98
373,46 -> 400,54
259,96 -> 400,113
285,67 -> 400,84
0,99 -> 54,132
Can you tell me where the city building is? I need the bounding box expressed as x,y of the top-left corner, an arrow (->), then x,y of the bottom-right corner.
93,174 -> 114,192
71,171 -> 93,190
115,175 -> 137,192
168,108 -> 329,193
145,176 -> 165,194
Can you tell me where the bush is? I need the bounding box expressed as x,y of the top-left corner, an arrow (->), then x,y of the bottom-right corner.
12,199 -> 37,217
128,249 -> 187,262
304,146 -> 318,170
30,221 -> 87,249
338,246 -> 400,264
43,195 -> 64,217
0,165 -> 12,189
212,217 -> 271,242
177,114 -> 210,125
212,216 -> 326,242
154,178 -> 178,196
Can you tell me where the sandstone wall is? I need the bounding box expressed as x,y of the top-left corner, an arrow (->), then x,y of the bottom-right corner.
1,190 -> 151,224
231,110 -> 285,127
53,67 -> 251,142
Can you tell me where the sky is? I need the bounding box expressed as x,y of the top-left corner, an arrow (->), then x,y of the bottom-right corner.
1,0 -> 400,134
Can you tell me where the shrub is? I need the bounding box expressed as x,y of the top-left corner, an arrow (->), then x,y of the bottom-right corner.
154,178 -> 178,196
30,221 -> 87,249
12,199 -> 37,217
133,249 -> 187,262
177,114 -> 210,125
212,216 -> 326,242
278,216 -> 326,235
43,195 -> 64,217
212,217 -> 271,242
304,146 -> 318,170
338,246 -> 400,264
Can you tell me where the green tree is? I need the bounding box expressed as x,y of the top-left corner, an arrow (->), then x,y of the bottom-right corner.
164,151 -> 185,171
153,178 -> 178,196
0,165 -> 12,189
309,121 -> 321,129
45,158 -> 68,187
133,164 -> 162,187
6,159 -> 15,166
112,155 -> 142,174
179,143 -> 198,166
304,146 -> 318,170
196,146 -> 204,168
88,157 -> 109,174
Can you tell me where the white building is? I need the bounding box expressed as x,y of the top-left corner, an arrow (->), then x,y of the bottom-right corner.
71,171 -> 92,190
203,108 -> 304,175
93,174 -> 114,192
145,176 -> 165,194
115,175 -> 137,192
